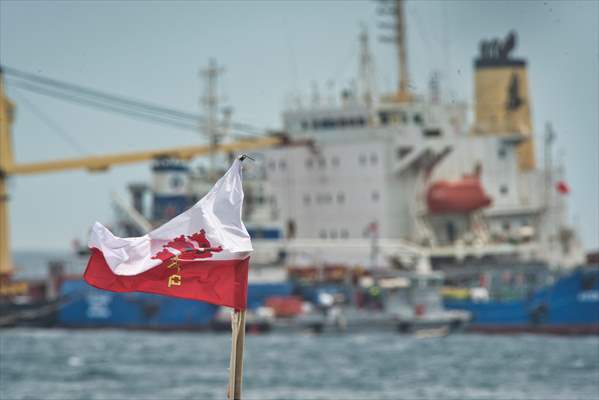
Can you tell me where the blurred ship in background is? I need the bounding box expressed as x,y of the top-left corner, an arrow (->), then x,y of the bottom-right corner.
3,0 -> 598,334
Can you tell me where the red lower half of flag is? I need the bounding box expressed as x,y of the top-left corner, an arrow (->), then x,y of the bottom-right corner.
84,248 -> 249,310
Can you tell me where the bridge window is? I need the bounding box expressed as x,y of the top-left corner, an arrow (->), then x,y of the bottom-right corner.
379,111 -> 390,125
310,116 -> 367,130
322,119 -> 336,129
498,147 -> 507,159
413,113 -> 424,125
424,128 -> 441,138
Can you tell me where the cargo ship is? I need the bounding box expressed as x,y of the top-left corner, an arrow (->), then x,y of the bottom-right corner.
3,0 -> 597,333
52,1 -> 599,333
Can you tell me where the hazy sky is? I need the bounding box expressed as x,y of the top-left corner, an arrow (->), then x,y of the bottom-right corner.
1,0 -> 598,251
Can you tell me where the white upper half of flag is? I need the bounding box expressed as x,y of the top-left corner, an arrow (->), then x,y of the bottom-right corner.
88,159 -> 252,276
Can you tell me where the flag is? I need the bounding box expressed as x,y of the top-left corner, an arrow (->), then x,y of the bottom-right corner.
84,158 -> 252,310
556,180 -> 570,195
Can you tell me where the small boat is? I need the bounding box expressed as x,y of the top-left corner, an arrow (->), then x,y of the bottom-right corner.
0,263 -> 67,328
415,326 -> 449,339
269,268 -> 470,335
444,266 -> 599,335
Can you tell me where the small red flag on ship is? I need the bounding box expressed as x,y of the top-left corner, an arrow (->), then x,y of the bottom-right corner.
83,158 -> 252,310
556,180 -> 570,195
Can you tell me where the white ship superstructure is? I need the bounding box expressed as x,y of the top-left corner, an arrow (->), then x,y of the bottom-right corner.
243,3 -> 584,271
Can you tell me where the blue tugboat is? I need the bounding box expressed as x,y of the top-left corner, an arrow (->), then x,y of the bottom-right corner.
58,278 -> 293,330
444,266 -> 599,334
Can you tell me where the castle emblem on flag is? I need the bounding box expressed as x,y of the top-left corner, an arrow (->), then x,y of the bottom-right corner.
151,229 -> 223,287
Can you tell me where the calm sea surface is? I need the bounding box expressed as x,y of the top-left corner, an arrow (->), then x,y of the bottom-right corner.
1,329 -> 598,400
4,251 -> 599,399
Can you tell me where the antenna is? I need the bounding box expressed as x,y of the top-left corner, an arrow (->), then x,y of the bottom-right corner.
358,25 -> 376,108
200,59 -> 225,178
544,122 -> 555,208
377,0 -> 410,102
442,3 -> 453,101
326,79 -> 336,107
429,71 -> 440,104
311,81 -> 320,107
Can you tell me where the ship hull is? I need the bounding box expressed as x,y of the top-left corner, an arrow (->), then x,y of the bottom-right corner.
0,299 -> 62,328
57,279 -> 292,330
444,267 -> 599,335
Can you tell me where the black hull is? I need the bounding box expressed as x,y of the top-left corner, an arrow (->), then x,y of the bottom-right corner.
0,300 -> 60,328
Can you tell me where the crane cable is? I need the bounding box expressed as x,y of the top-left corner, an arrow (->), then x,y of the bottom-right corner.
11,88 -> 90,155
1,65 -> 266,138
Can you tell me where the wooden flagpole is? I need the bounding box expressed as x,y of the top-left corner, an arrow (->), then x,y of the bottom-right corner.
227,309 -> 246,400
227,154 -> 251,399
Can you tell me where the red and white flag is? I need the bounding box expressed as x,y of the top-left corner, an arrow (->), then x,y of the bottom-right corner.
84,158 -> 252,310
556,180 -> 570,195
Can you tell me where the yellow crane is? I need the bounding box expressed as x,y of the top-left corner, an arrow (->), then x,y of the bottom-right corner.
0,74 -> 283,277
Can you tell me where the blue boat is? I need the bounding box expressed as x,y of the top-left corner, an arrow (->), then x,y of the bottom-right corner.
444,266 -> 599,334
58,279 -> 293,330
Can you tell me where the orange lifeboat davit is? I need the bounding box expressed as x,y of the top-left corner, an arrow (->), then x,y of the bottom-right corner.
427,175 -> 492,214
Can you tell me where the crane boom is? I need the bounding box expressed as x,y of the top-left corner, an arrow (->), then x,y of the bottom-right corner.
0,74 -> 283,275
5,136 -> 281,176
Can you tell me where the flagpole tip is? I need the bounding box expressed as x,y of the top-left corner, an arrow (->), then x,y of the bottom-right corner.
238,154 -> 255,162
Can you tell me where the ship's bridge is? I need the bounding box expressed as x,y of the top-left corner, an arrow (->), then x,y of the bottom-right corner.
282,97 -> 468,142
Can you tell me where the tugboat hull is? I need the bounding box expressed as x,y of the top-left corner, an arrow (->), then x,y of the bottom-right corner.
444,267 -> 599,335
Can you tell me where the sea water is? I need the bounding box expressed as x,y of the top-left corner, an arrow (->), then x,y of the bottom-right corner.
1,329 -> 598,400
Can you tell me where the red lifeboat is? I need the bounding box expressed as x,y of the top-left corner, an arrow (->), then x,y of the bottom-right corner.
427,175 -> 492,214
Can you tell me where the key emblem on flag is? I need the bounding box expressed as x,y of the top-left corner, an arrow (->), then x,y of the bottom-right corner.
166,257 -> 182,287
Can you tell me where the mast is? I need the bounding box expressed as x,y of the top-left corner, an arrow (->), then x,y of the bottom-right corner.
200,59 -> 224,179
544,122 -> 555,242
378,0 -> 411,102
358,26 -> 375,108
395,0 -> 409,99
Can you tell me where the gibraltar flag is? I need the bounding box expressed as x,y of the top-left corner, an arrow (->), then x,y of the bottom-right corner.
84,158 -> 252,310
